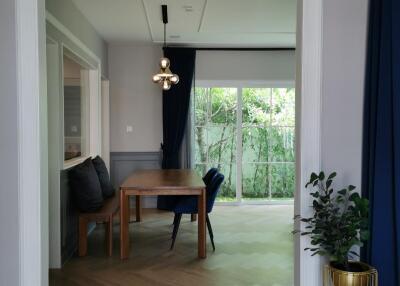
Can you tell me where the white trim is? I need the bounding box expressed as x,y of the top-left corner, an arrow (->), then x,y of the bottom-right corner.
236,87 -> 243,201
46,38 -> 62,268
141,0 -> 154,42
198,0 -> 208,32
89,69 -> 101,157
101,80 -> 111,170
46,11 -> 101,64
294,0 -> 323,285
63,156 -> 92,170
16,0 -> 43,284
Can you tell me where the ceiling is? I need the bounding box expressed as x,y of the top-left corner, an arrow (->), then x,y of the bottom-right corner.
71,0 -> 296,47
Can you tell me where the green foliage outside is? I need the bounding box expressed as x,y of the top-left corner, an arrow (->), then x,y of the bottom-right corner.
193,87 -> 295,201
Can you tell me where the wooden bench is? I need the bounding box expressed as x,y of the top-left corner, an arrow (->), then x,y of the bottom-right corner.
78,192 -> 120,257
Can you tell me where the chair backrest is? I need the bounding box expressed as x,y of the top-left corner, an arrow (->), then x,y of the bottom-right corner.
206,173 -> 224,213
203,168 -> 218,186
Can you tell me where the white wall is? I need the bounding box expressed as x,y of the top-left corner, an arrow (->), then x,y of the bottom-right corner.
109,44 -> 164,152
109,47 -> 296,152
0,1 -> 20,285
321,0 -> 368,189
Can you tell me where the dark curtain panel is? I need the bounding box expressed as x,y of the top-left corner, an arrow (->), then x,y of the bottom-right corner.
362,0 -> 400,284
158,48 -> 196,209
161,47 -> 196,169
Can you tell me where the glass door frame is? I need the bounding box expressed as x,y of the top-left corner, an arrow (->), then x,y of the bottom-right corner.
193,80 -> 295,205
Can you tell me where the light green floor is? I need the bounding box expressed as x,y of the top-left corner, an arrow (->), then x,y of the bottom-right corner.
51,205 -> 294,286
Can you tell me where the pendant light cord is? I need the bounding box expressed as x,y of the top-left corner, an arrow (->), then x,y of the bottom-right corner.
163,23 -> 167,48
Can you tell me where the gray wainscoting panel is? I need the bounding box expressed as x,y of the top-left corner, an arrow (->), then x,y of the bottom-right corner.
110,152 -> 161,208
60,169 -> 78,265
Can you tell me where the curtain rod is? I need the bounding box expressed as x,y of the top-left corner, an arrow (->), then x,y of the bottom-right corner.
164,47 -> 295,51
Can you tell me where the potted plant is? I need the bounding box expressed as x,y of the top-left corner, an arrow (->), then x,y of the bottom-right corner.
295,171 -> 378,286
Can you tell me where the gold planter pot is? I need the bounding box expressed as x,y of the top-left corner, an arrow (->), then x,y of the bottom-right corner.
323,262 -> 378,286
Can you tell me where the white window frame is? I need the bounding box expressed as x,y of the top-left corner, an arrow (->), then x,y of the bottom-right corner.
60,45 -> 102,170
193,80 -> 295,205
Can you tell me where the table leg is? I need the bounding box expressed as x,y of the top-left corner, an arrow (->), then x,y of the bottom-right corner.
120,190 -> 130,259
198,188 -> 207,258
135,195 -> 142,222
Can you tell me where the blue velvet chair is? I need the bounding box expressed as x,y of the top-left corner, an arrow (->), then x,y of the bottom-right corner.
202,167 -> 218,185
170,173 -> 224,251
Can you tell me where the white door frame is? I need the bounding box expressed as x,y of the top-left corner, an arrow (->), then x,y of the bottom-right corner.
294,0 -> 324,285
17,0 -> 323,285
16,0 -> 48,285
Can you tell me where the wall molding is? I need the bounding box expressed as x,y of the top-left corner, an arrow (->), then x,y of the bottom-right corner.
110,152 -> 162,208
46,11 -> 101,64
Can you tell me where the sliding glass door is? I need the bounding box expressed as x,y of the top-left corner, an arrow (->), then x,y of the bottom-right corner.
193,84 -> 295,202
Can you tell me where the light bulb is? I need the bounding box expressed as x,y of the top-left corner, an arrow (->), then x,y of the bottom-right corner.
160,57 -> 170,69
152,74 -> 161,83
163,80 -> 171,90
170,74 -> 179,84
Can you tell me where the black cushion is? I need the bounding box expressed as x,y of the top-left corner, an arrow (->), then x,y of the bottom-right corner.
68,158 -> 104,212
92,156 -> 115,198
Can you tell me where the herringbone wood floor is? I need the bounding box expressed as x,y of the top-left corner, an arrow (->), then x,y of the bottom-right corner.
50,205 -> 294,286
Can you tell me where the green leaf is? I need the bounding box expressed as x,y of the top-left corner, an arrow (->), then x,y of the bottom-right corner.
349,192 -> 360,201
327,172 -> 337,180
319,172 -> 325,180
348,185 -> 356,191
338,189 -> 347,196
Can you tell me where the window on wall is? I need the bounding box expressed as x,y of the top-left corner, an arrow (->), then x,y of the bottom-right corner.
63,54 -> 89,162
193,84 -> 295,202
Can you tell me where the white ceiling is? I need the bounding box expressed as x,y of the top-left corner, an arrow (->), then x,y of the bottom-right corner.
71,0 -> 296,47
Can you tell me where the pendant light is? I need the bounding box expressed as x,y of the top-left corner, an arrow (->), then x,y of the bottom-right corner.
152,5 -> 179,90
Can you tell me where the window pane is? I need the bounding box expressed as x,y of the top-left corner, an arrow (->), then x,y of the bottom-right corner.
210,88 -> 237,125
217,164 -> 236,201
64,55 -> 86,161
242,127 -> 269,163
207,126 -> 236,164
242,88 -> 271,125
194,164 -> 208,178
242,163 -> 270,199
269,127 -> 295,162
271,88 -> 295,127
194,127 -> 207,163
194,87 -> 208,126
270,163 -> 295,198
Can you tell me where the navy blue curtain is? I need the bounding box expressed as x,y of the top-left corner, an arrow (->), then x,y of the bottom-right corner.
161,47 -> 196,169
362,0 -> 400,284
158,48 -> 196,209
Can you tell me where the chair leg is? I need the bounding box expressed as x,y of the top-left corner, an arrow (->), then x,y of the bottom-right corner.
78,217 -> 88,257
191,214 -> 197,222
171,213 -> 178,238
106,215 -> 113,256
170,213 -> 182,250
206,214 -> 215,251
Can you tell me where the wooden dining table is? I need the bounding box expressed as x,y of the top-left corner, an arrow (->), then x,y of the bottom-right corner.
119,169 -> 207,259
